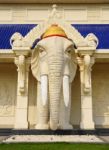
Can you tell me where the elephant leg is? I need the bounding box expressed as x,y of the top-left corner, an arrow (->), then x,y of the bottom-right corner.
59,78 -> 73,130
35,81 -> 49,129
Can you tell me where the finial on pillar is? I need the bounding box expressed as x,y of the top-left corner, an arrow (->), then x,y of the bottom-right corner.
50,4 -> 58,18
52,4 -> 57,10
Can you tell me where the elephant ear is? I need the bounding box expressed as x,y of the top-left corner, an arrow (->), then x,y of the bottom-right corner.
69,49 -> 77,83
64,39 -> 77,82
31,47 -> 40,81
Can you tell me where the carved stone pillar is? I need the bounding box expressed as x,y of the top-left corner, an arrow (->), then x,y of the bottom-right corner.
77,48 -> 95,129
14,50 -> 30,129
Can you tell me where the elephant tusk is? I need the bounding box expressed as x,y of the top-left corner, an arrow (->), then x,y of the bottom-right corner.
41,75 -> 48,106
63,75 -> 70,107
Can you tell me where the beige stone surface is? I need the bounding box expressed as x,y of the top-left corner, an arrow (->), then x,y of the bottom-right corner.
0,63 -> 17,127
0,0 -> 108,4
92,63 -> 109,127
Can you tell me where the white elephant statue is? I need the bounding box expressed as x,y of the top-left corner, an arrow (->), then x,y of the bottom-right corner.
31,25 -> 77,130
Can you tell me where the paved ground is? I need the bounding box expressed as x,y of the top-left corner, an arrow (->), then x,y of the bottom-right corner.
99,136 -> 109,143
0,136 -> 9,142
1,135 -> 104,143
0,135 -> 109,143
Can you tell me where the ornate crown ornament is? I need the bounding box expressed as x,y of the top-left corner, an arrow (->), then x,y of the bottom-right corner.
10,4 -> 98,49
41,24 -> 68,39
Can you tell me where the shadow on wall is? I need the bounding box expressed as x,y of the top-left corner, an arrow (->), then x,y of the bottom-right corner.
0,63 -> 17,128
28,70 -> 37,128
71,68 -> 81,128
92,63 -> 109,128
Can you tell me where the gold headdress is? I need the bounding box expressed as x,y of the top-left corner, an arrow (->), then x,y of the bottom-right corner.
42,24 -> 67,39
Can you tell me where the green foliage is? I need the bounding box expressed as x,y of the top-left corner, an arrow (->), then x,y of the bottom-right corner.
0,143 -> 109,150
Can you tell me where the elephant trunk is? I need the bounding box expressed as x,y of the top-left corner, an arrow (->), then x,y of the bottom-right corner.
48,54 -> 64,130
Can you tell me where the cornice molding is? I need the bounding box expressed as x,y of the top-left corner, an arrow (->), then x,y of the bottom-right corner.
0,49 -> 109,63
0,0 -> 108,4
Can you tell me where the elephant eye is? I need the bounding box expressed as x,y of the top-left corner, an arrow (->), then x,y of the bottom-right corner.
67,49 -> 71,53
66,48 -> 71,54
66,45 -> 74,55
38,46 -> 45,53
38,46 -> 46,58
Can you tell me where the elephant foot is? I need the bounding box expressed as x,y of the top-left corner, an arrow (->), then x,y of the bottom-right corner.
59,124 -> 73,130
35,123 -> 49,130
49,121 -> 58,130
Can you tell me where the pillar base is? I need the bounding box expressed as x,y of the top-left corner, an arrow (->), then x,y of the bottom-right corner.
35,123 -> 49,130
14,122 -> 28,129
80,121 -> 95,130
59,124 -> 73,130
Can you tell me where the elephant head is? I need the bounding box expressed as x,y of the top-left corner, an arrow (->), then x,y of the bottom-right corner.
31,24 -> 77,130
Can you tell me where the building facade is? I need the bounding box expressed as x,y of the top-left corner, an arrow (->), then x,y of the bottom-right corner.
0,1 -> 109,130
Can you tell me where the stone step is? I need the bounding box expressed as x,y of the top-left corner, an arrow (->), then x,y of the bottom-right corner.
0,129 -> 109,136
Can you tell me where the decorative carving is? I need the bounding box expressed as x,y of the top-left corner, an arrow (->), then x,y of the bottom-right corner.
77,55 -> 95,129
48,4 -> 62,24
10,32 -> 30,49
10,5 -> 99,51
15,55 -> 26,93
10,5 -> 90,49
84,54 -> 91,93
77,55 -> 95,93
10,32 -> 23,47
85,33 -> 99,48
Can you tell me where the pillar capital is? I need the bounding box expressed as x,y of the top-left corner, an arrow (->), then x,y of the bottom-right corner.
77,46 -> 96,56
13,48 -> 30,56
14,49 -> 30,94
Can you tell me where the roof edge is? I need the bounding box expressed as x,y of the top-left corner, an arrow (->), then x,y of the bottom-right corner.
0,0 -> 109,4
